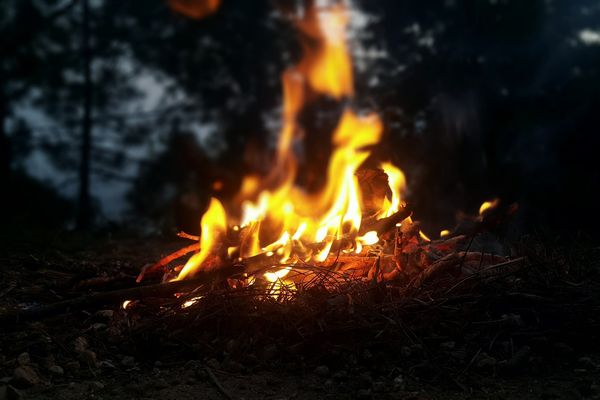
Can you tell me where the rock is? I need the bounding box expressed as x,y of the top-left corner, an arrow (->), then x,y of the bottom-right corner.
89,381 -> 104,390
372,381 -> 386,393
151,378 -> 169,390
121,356 -> 136,368
261,344 -> 278,361
392,375 -> 405,391
12,366 -> 40,388
16,354 -> 30,367
73,337 -> 89,353
95,310 -> 114,320
577,357 -> 596,370
440,341 -> 456,351
332,370 -> 348,380
507,346 -> 531,370
206,358 -> 220,370
48,365 -> 64,376
356,372 -> 373,388
78,350 -> 97,369
64,361 -> 80,373
476,352 -> 497,369
91,323 -> 107,331
357,388 -> 372,399
0,385 -> 21,400
222,360 -> 243,373
98,360 -> 116,370
552,342 -> 574,358
314,365 -> 330,377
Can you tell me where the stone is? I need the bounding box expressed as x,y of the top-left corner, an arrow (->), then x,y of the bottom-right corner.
314,365 -> 330,377
78,350 -> 97,369
206,358 -> 220,370
121,356 -> 136,368
440,341 -> 456,350
95,310 -> 114,320
89,381 -> 104,390
73,337 -> 88,353
16,354 -> 30,367
12,366 -> 40,388
64,361 -> 80,373
357,388 -> 372,399
48,365 -> 64,376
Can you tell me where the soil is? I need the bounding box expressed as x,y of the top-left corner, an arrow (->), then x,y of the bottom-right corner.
1,231 -> 599,399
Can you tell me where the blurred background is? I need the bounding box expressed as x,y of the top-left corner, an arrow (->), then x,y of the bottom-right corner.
1,0 -> 599,238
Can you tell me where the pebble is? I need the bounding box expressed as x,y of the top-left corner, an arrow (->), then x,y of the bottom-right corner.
121,356 -> 136,368
16,354 -> 30,367
578,357 -> 597,370
89,381 -> 104,390
95,310 -> 114,320
440,341 -> 456,350
314,365 -> 330,377
372,381 -> 386,393
206,358 -> 220,370
79,350 -> 98,369
221,360 -> 243,373
64,361 -> 81,373
12,366 -> 40,388
73,337 -> 89,353
476,352 -> 497,369
48,365 -> 64,376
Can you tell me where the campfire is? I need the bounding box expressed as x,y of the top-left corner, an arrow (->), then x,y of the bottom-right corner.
132,0 -> 523,306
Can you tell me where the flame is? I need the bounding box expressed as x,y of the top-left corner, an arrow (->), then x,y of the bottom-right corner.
479,199 -> 499,215
419,230 -> 431,242
177,198 -> 227,280
378,162 -> 407,218
295,4 -> 353,98
121,300 -> 132,310
168,0 -> 220,19
440,229 -> 450,238
171,1 -> 409,284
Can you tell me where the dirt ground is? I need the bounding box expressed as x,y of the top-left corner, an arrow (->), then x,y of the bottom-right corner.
1,232 -> 599,399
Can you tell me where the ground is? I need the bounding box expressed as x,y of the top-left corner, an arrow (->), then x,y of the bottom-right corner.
0,231 -> 599,399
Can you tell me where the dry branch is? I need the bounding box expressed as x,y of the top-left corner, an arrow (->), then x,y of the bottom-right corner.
0,264 -> 244,326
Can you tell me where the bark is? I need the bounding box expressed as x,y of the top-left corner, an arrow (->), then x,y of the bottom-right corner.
76,0 -> 93,229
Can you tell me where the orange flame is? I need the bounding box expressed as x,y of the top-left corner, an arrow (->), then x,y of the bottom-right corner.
171,1 -> 410,284
177,198 -> 227,280
295,4 -> 354,98
168,0 -> 220,19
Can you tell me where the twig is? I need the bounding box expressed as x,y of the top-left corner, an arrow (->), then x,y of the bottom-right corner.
0,264 -> 243,326
137,243 -> 198,282
205,367 -> 234,400
177,231 -> 200,241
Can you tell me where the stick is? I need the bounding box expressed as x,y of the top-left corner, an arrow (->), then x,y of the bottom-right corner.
205,367 -> 233,400
137,243 -> 198,282
0,264 -> 244,326
361,206 -> 412,235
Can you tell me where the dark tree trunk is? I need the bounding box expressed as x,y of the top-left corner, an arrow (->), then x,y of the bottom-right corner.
0,61 -> 10,187
76,0 -> 93,229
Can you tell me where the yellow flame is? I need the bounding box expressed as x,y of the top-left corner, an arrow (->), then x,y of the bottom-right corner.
121,300 -> 132,310
440,229 -> 450,238
419,230 -> 431,242
378,162 -> 407,218
176,198 -> 227,280
296,4 -> 353,98
479,199 -> 499,215
172,1 -> 409,282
